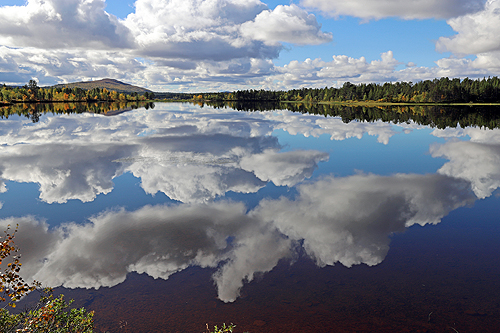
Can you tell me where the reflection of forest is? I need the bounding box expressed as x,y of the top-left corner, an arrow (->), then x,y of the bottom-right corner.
0,101 -> 155,122
203,101 -> 500,129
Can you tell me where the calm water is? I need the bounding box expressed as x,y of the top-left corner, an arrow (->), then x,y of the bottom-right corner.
0,102 -> 499,332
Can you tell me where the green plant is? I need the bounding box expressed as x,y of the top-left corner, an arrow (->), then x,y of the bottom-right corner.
206,323 -> 236,333
0,292 -> 94,333
0,226 -> 94,332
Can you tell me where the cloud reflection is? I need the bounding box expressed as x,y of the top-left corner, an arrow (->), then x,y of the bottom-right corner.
431,127 -> 500,198
3,105 -> 496,302
0,105 -> 402,203
2,172 -> 476,302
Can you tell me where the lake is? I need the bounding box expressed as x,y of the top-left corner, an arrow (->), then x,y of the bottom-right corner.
0,102 -> 499,332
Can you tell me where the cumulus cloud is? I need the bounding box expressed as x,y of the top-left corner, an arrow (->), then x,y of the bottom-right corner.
437,0 -> 500,55
0,0 -> 497,91
123,0 -> 330,61
240,4 -> 332,46
258,50 -> 499,92
0,0 -> 332,67
10,102 -> 500,210
0,202 -> 292,302
301,0 -> 486,20
0,0 -> 336,88
0,46 -> 147,86
0,0 -> 134,49
266,51 -> 402,89
1,171 -> 476,302
2,202 -> 256,289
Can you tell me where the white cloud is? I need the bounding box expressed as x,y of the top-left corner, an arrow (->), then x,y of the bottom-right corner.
0,0 -> 498,91
437,0 -> 500,55
0,0 -> 330,67
0,0 -> 134,49
10,202 -> 257,289
124,0 -> 329,61
260,51 -> 500,91
0,202 -> 292,302
240,4 -> 332,46
0,46 -> 148,86
0,0 -> 335,88
301,0 -> 486,20
267,51 -> 402,89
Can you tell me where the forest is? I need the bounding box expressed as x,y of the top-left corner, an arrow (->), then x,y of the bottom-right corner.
5,76 -> 500,105
0,80 -> 155,104
199,76 -> 500,104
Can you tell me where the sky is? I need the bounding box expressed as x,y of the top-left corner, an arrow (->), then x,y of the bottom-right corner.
0,0 -> 499,92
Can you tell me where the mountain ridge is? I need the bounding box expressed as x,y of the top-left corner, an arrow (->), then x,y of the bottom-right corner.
52,78 -> 152,94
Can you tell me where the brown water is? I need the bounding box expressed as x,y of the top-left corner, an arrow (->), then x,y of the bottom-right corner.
55,218 -> 500,333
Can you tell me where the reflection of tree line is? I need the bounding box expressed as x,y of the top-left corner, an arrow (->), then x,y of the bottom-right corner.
0,101 -> 155,123
194,100 -> 280,112
202,100 -> 500,129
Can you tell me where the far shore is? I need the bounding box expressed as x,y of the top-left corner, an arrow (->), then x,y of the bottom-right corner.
3,99 -> 500,107
193,99 -> 500,106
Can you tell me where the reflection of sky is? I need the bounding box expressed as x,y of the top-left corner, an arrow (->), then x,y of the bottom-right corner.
276,125 -> 446,176
0,103 -> 499,303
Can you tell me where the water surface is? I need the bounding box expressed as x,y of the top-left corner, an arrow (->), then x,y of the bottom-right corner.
0,102 -> 499,332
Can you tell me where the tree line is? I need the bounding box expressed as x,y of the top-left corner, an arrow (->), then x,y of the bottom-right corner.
198,76 -> 500,103
0,80 -> 155,104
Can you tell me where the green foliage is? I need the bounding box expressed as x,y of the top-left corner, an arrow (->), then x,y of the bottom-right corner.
0,81 -> 150,104
0,227 -> 94,333
0,293 -> 94,333
206,323 -> 236,333
198,76 -> 500,104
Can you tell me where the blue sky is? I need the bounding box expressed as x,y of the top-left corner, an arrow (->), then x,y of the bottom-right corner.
0,0 -> 497,92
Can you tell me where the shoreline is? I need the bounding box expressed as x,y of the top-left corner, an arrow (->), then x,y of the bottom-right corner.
4,99 -> 500,106
194,99 -> 500,106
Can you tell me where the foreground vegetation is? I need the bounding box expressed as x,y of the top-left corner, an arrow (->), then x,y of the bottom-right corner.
0,226 -> 244,332
206,323 -> 236,333
0,226 -> 94,332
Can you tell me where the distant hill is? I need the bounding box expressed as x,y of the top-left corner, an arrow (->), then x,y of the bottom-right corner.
52,78 -> 152,94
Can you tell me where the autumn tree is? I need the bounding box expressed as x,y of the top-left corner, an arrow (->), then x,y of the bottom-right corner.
0,226 -> 94,332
